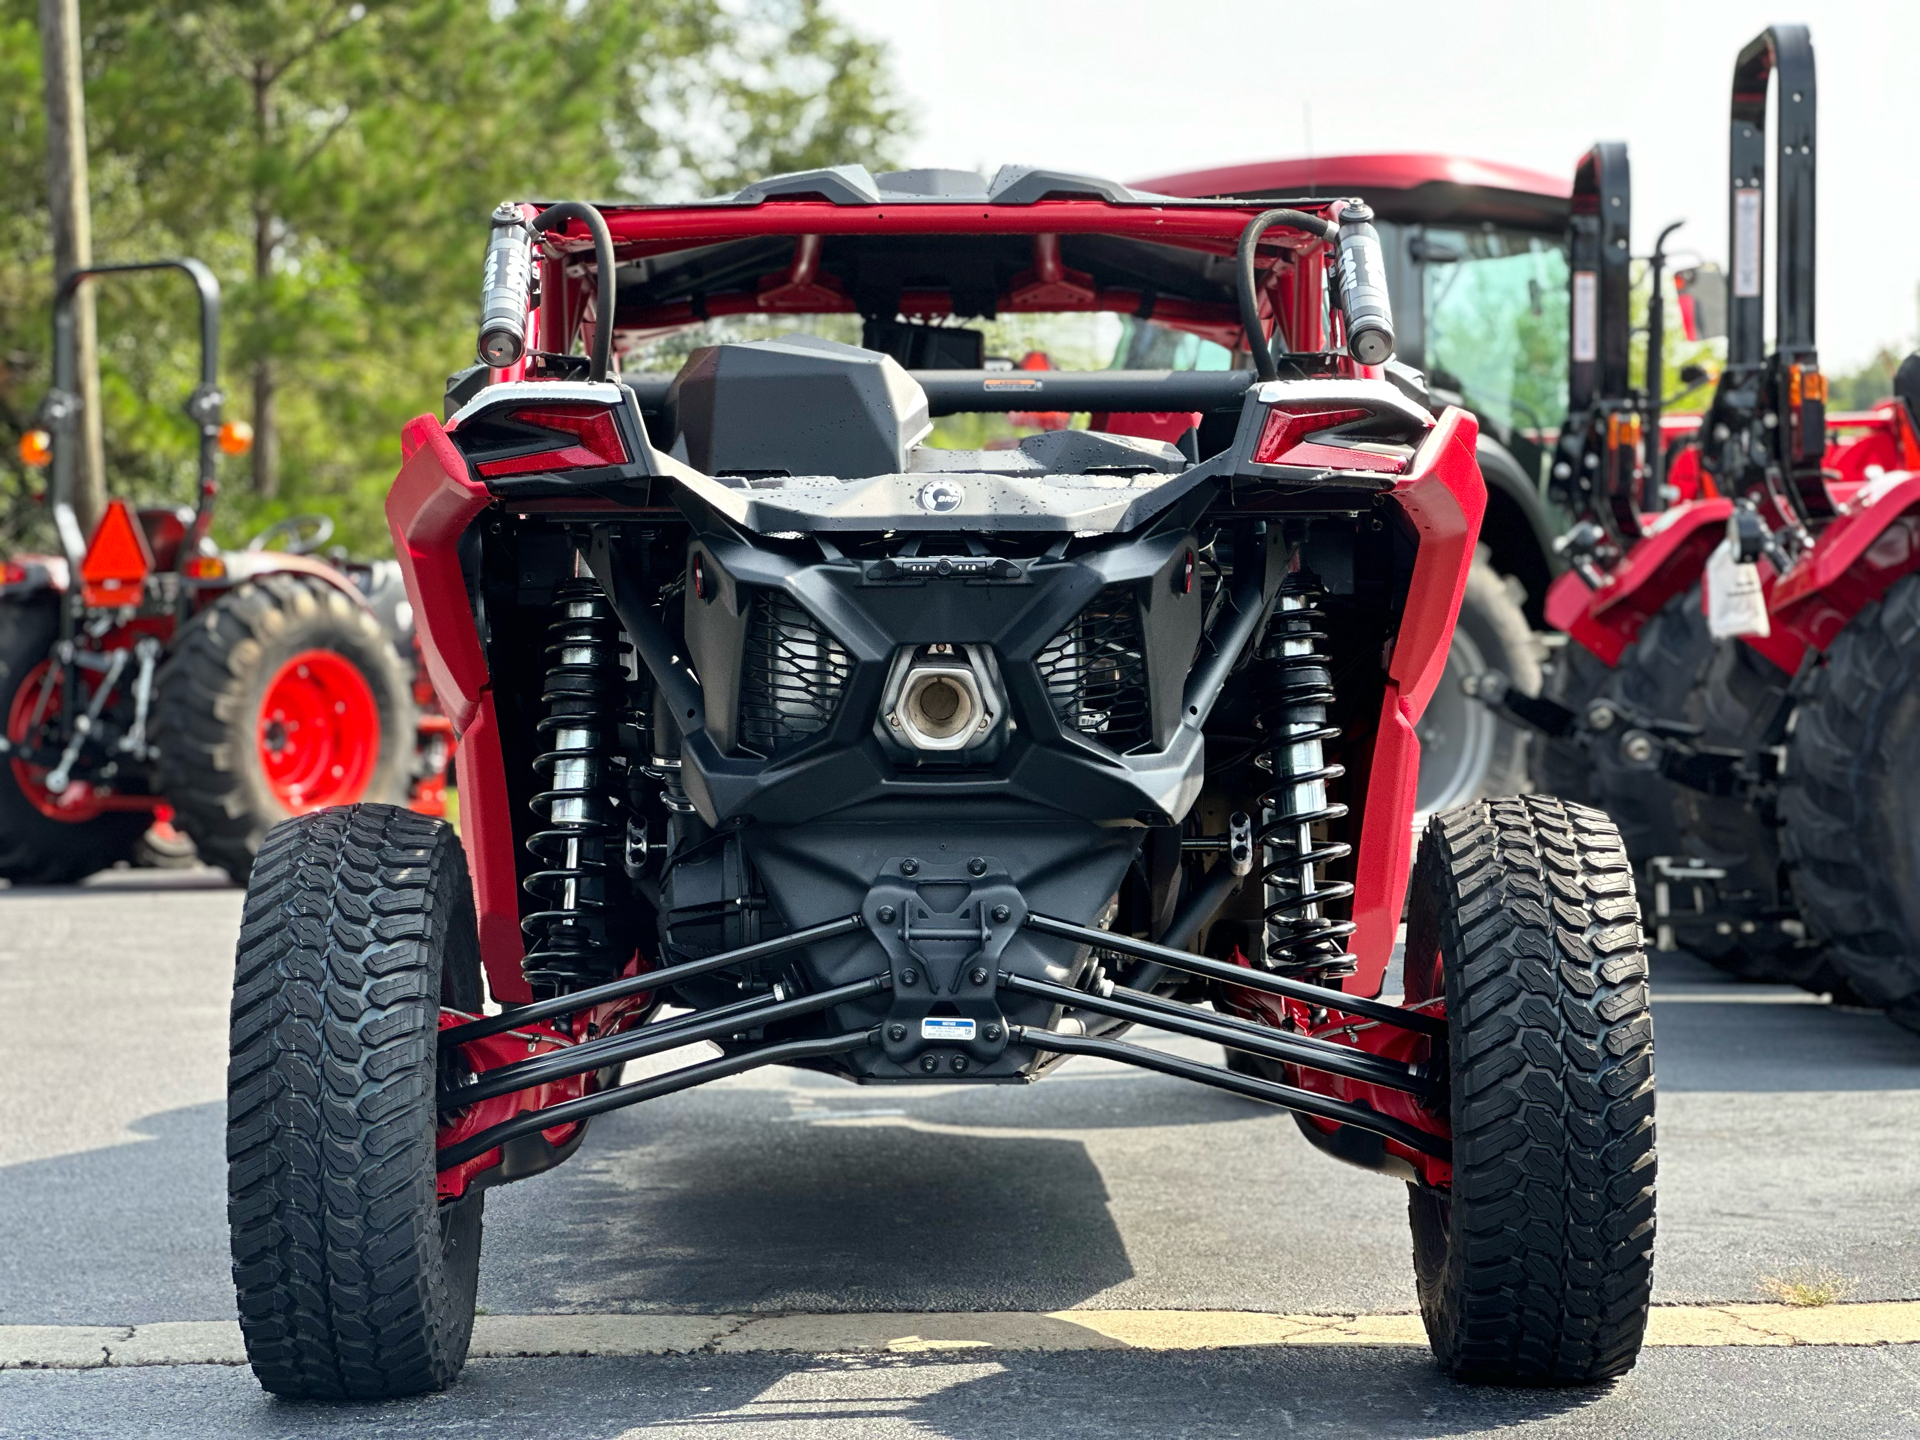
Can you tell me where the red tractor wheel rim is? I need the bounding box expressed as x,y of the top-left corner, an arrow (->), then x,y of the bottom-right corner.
6,659 -> 109,823
257,649 -> 380,812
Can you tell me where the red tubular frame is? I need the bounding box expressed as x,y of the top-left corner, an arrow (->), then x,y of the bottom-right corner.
535,197 -> 1340,362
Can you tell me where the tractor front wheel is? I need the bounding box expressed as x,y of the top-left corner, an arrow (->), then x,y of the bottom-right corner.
0,596 -> 149,883
152,574 -> 416,883
1404,796 -> 1657,1385
228,804 -> 484,1399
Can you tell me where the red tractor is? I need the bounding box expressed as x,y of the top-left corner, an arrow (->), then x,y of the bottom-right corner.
5,259 -> 449,882
1483,25 -> 1920,1022
224,175 -> 1656,1397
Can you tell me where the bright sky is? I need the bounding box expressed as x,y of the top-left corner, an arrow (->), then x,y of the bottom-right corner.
827,0 -> 1916,373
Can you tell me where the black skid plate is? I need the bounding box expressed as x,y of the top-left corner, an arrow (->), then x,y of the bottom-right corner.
862,855 -> 1024,1079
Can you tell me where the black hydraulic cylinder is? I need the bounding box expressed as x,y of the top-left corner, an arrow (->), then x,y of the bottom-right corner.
438,1029 -> 878,1171
440,912 -> 868,1047
1025,911 -> 1445,1038
1010,1025 -> 1449,1160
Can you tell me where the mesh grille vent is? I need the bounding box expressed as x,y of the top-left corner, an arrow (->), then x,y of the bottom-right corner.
1036,584 -> 1151,752
738,591 -> 850,757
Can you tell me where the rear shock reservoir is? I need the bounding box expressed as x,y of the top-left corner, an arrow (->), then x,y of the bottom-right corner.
477,202 -> 534,369
1334,201 -> 1394,366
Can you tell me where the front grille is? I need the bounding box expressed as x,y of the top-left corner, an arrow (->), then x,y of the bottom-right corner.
1036,584 -> 1152,752
738,591 -> 851,757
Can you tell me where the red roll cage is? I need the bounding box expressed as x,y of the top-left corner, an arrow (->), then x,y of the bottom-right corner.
494,195 -> 1358,375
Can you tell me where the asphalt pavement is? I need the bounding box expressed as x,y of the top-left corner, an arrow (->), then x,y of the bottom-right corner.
3,866 -> 1919,1437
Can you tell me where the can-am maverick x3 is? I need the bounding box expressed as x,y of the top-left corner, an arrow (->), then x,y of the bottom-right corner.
225,167 -> 1655,1397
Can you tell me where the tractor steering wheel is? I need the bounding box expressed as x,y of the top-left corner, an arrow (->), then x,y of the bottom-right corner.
247,514 -> 335,556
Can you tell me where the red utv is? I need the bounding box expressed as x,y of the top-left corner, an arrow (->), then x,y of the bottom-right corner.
225,169 -> 1656,1397
5,261 -> 452,881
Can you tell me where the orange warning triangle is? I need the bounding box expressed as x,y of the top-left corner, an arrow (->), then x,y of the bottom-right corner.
80,499 -> 154,609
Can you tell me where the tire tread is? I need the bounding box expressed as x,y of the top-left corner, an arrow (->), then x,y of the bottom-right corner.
1409,795 -> 1656,1385
227,802 -> 479,1400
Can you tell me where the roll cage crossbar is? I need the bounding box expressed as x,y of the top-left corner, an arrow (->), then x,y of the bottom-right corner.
436,907 -> 1450,1175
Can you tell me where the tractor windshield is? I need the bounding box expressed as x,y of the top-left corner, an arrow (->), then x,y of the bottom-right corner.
1417,227 -> 1569,444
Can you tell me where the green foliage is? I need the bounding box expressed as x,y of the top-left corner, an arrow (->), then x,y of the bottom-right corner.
1829,347 -> 1905,410
0,0 -> 906,556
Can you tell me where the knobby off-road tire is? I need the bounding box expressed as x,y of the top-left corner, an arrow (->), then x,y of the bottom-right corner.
0,596 -> 148,882
228,804 -> 484,1399
153,574 -> 416,884
1403,796 -> 1657,1385
1417,562 -> 1541,817
1780,572 -> 1920,1029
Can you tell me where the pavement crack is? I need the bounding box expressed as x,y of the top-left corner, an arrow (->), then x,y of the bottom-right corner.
96,1327 -> 135,1368
700,1314 -> 757,1354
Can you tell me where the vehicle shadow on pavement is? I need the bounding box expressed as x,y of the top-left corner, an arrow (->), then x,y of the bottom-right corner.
481,1090 -> 1139,1314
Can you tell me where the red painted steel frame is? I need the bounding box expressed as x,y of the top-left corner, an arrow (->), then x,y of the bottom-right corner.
1346,407 -> 1485,999
1544,498 -> 1732,667
1772,471 -> 1920,651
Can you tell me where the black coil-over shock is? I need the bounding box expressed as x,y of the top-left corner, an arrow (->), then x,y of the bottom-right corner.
1255,574 -> 1357,981
522,576 -> 628,995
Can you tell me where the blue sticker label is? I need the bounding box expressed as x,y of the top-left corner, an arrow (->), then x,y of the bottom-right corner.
921,1017 -> 977,1041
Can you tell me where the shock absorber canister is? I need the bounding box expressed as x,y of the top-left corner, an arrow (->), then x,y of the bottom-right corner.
477,202 -> 535,369
522,576 -> 628,995
1255,574 -> 1357,981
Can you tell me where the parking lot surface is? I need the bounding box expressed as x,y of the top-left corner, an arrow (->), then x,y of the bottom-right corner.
3,869 -> 1919,1437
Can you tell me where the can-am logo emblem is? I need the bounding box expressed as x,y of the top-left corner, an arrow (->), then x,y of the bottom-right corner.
918,480 -> 965,514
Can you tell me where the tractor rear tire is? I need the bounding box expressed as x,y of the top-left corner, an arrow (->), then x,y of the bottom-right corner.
1527,635 -> 1610,810
153,574 -> 416,884
1779,572 -> 1920,1030
1415,561 -> 1540,819
228,803 -> 483,1399
0,596 -> 149,883
1403,796 -> 1656,1385
1674,635 -> 1859,997
1581,590 -> 1704,869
